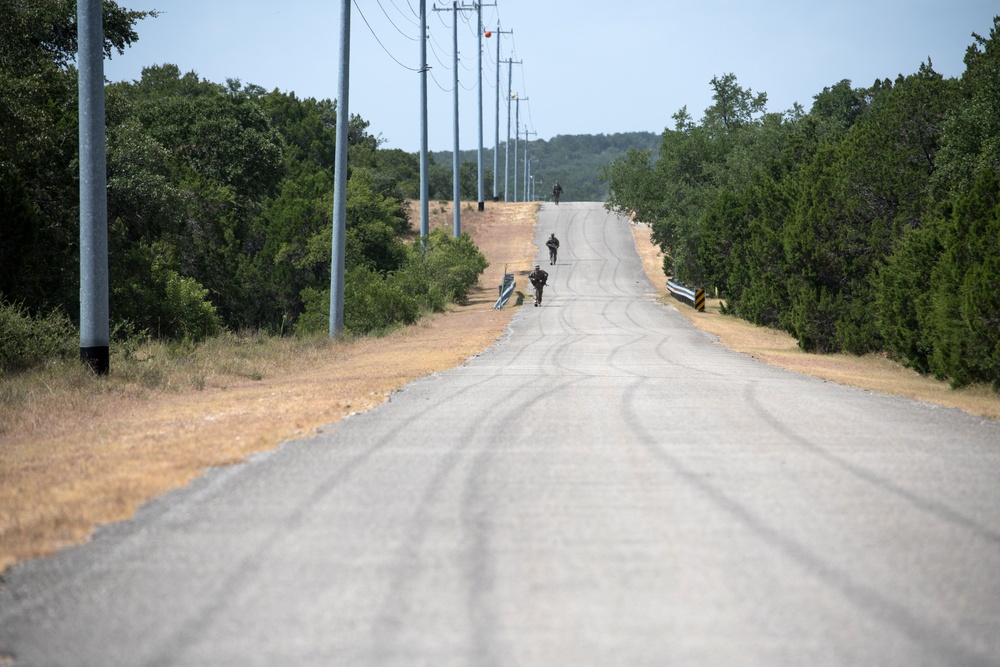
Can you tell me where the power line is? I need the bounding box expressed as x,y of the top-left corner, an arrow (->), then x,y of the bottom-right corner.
507,33 -> 536,132
353,0 -> 421,71
387,0 -> 420,24
433,7 -> 451,30
375,0 -> 419,39
427,7 -> 454,69
520,64 -> 535,129
429,67 -> 453,93
428,31 -> 453,71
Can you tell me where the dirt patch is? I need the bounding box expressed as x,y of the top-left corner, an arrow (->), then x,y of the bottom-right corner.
627,219 -> 1000,422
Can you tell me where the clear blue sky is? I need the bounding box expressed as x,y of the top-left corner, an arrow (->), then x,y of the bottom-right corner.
103,1 -> 998,153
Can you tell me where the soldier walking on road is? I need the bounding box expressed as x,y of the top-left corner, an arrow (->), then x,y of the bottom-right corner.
528,264 -> 548,307
546,233 -> 560,265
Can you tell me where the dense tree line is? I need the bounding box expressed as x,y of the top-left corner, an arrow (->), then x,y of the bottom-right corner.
1,1 -> 489,374
433,131 -> 660,202
603,18 -> 1000,390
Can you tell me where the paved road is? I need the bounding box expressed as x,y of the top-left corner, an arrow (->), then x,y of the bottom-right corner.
2,202 -> 999,666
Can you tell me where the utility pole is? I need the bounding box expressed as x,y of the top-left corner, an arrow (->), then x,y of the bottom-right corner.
512,95 -> 518,202
449,2 -> 459,236
419,0 -> 429,247
489,26 -> 511,202
330,0 -> 351,335
513,95 -> 527,202
474,3 -> 496,212
78,0 -> 109,374
435,2 -> 476,237
501,58 -> 520,201
523,129 -> 536,202
526,157 -> 531,201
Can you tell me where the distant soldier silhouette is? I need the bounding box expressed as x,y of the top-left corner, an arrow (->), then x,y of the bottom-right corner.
552,181 -> 563,204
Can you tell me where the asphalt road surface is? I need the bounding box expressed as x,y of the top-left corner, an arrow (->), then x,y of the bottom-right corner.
2,202 -> 999,666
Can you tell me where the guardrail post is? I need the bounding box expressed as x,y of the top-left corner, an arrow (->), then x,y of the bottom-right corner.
667,279 -> 706,312
494,264 -> 516,309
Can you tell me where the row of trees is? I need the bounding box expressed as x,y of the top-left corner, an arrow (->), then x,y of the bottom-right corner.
602,17 -> 1000,390
435,131 -> 660,202
1,1 -> 489,374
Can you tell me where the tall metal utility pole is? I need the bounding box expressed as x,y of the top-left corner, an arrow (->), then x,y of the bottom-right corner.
501,57 -> 520,201
525,156 -> 530,201
513,95 -> 527,202
523,129 -> 536,202
78,0 -> 109,374
450,2 -> 459,236
474,3 -> 495,212
419,0 -> 429,246
490,27 -> 511,202
330,0 -> 350,335
435,2 -> 476,237
512,95 -> 518,202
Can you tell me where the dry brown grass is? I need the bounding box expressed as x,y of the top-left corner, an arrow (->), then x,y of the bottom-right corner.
0,200 -> 538,573
628,220 -> 1000,422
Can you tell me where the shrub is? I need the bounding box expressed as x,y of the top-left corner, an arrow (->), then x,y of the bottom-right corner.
160,271 -> 222,340
0,302 -> 76,376
295,267 -> 420,337
344,265 -> 420,334
111,242 -> 221,341
295,287 -> 332,336
389,261 -> 447,314
294,228 -> 488,336
417,228 -> 489,304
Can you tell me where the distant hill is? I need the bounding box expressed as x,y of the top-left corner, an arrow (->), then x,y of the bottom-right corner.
432,131 -> 660,202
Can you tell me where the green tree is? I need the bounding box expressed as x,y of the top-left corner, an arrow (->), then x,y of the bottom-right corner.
876,221 -> 942,373
699,171 -> 793,328
344,170 -> 409,274
112,66 -> 287,328
437,131 -> 661,203
372,148 -> 421,200
920,16 -> 1000,388
0,0 -> 153,315
783,64 -> 954,353
933,16 -> 1000,196
602,147 -> 657,222
703,73 -> 768,132
928,168 -> 1000,388
808,79 -> 871,142
0,0 -> 152,73
605,75 -> 770,284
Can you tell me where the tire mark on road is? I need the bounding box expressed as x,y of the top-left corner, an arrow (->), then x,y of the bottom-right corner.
742,382 -> 1000,547
620,378 -> 996,667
